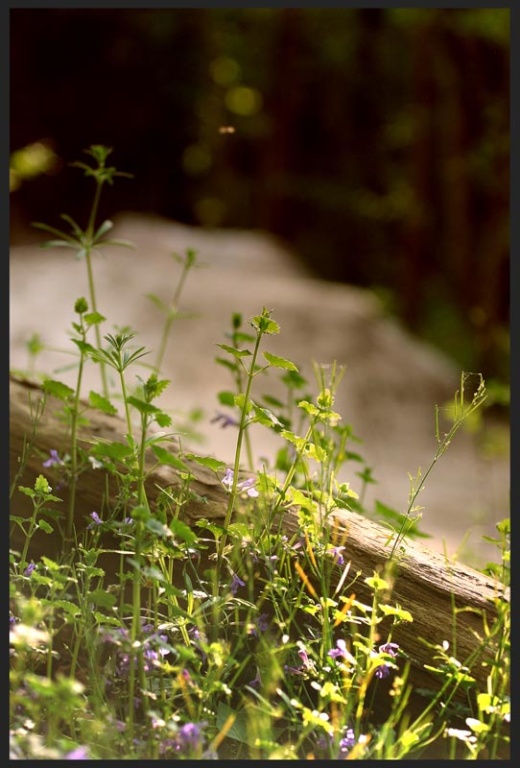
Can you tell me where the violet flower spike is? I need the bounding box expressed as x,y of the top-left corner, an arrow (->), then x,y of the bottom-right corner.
210,411 -> 239,429
374,641 -> 400,679
221,468 -> 259,498
87,511 -> 103,529
43,449 -> 64,468
230,571 -> 246,596
326,545 -> 346,566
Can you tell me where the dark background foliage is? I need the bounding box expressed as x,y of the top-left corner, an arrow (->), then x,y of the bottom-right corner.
10,8 -> 510,386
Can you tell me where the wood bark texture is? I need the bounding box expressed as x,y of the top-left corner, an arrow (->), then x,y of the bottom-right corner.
10,374 -> 508,700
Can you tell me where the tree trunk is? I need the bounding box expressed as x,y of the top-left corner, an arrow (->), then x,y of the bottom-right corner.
10,373 -> 508,701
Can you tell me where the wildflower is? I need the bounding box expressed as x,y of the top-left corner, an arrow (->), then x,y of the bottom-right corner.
374,641 -> 400,679
328,638 -> 355,665
175,722 -> 205,753
230,571 -> 246,596
339,727 -> 356,755
65,746 -> 89,759
221,467 -> 259,498
24,562 -> 36,577
88,456 -> 104,469
338,727 -> 368,758
43,449 -> 64,468
210,411 -> 239,428
285,644 -> 315,675
326,545 -> 346,566
444,727 -> 477,744
143,647 -> 160,671
247,667 -> 262,688
87,511 -> 103,529
256,613 -> 270,632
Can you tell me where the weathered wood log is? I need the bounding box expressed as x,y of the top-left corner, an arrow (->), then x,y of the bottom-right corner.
10,373 -> 508,701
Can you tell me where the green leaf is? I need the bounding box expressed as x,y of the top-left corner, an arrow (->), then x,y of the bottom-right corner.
217,390 -> 236,407
93,612 -> 120,626
84,311 -> 106,327
146,293 -> 168,313
378,604 -> 413,623
184,453 -> 227,473
93,219 -> 114,240
250,308 -> 280,335
261,394 -> 284,408
149,445 -> 187,471
262,351 -> 298,371
145,518 -> 172,538
43,379 -> 75,401
250,402 -> 284,429
53,599 -> 82,618
88,390 -> 118,415
87,589 -> 117,608
126,396 -> 161,415
154,411 -> 173,428
90,441 -> 134,461
216,703 -> 250,744
169,518 -> 198,546
37,519 -> 54,534
216,343 -> 252,359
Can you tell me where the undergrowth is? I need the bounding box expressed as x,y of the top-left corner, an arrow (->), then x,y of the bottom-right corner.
10,146 -> 510,760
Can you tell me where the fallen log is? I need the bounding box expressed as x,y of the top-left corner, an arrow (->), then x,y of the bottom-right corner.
10,373 -> 508,701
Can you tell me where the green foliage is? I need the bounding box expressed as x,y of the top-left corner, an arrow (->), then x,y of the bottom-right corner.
9,145 -> 509,761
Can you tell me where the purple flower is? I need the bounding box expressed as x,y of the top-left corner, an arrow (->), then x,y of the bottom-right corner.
211,411 -> 239,429
175,722 -> 205,753
230,571 -> 246,596
247,667 -> 262,688
221,468 -> 259,498
43,449 -> 64,468
285,645 -> 315,675
374,641 -> 400,679
339,727 -> 357,756
328,638 -> 355,664
24,562 -> 36,577
65,746 -> 89,759
87,511 -> 103,529
256,613 -> 270,632
326,545 -> 346,566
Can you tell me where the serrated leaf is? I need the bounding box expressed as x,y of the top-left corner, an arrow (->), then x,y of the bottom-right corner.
250,403 -> 284,429
53,599 -> 82,617
87,589 -> 117,608
216,343 -> 252,358
90,441 -> 134,461
169,518 -> 198,546
88,390 -> 118,415
94,612 -> 120,626
37,519 -> 54,534
184,453 -> 227,473
262,351 -> 298,371
43,379 -> 75,401
150,445 -> 187,471
84,311 -> 106,326
126,396 -> 161,415
144,518 -> 172,538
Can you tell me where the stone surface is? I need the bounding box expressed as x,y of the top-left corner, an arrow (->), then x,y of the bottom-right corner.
10,212 -> 509,565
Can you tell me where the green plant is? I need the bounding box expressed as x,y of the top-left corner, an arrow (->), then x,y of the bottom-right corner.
10,145 -> 509,760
